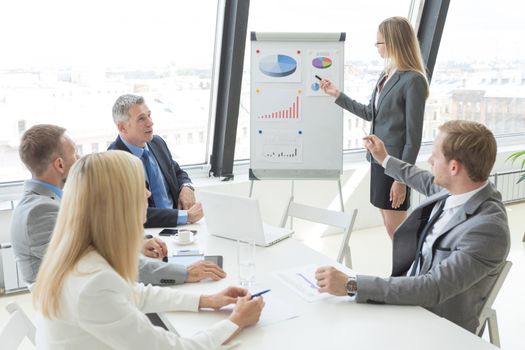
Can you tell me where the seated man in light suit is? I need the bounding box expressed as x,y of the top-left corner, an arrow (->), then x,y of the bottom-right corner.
316,120 -> 510,333
108,94 -> 203,228
10,124 -> 224,286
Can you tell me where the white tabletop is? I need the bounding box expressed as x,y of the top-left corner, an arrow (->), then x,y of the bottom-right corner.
146,222 -> 497,350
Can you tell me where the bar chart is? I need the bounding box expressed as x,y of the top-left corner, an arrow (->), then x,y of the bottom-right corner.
263,145 -> 300,161
257,95 -> 300,120
257,129 -> 303,163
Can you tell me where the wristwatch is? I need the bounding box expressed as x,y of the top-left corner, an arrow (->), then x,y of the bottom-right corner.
346,276 -> 357,297
181,183 -> 195,191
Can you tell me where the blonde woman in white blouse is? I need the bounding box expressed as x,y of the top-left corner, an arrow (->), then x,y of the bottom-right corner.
32,150 -> 264,349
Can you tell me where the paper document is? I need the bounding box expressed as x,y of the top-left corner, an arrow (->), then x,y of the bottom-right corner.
257,292 -> 299,327
274,264 -> 330,302
222,292 -> 299,327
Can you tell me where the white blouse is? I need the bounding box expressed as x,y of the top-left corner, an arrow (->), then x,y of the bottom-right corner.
36,250 -> 238,349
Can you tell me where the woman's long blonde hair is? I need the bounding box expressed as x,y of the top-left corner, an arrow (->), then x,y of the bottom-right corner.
380,16 -> 429,96
32,150 -> 146,318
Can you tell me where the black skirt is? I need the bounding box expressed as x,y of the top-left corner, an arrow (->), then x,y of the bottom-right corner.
370,162 -> 411,211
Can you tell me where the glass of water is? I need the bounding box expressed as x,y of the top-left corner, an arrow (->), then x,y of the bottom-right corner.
237,239 -> 256,287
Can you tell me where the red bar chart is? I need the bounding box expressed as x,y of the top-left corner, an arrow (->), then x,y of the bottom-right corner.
258,95 -> 300,120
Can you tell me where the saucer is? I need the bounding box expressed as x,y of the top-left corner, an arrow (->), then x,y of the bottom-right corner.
172,236 -> 195,246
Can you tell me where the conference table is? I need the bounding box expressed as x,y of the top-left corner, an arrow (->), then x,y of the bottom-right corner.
146,222 -> 497,350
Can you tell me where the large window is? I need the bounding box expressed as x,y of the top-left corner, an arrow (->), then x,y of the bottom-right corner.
234,0 -> 413,160
0,0 -> 219,182
427,0 -> 525,140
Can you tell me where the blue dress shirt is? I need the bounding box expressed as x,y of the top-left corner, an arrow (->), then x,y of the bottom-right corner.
29,179 -> 63,199
120,136 -> 188,224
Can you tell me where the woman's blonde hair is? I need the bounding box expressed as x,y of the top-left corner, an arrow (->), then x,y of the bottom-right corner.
379,16 -> 429,95
32,150 -> 146,318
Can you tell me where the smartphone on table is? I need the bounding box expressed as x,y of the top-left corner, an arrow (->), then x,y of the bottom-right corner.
158,228 -> 197,236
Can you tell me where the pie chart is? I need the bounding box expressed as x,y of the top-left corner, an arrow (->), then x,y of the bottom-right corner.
312,57 -> 332,69
259,54 -> 297,77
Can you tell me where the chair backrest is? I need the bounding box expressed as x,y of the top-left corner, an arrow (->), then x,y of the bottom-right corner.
285,202 -> 358,268
476,260 -> 512,335
0,301 -> 36,349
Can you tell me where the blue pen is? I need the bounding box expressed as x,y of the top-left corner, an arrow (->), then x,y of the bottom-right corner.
250,289 -> 271,299
297,273 -> 318,290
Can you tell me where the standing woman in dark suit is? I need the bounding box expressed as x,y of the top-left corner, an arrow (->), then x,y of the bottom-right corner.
321,16 -> 428,238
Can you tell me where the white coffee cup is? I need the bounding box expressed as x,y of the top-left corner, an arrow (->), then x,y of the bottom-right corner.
177,229 -> 192,244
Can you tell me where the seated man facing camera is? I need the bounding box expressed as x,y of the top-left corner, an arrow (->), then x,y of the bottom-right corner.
108,94 -> 203,228
316,121 -> 510,333
10,124 -> 224,287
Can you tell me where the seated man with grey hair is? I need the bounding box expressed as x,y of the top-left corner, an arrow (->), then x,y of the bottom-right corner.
108,94 -> 203,228
10,124 -> 224,287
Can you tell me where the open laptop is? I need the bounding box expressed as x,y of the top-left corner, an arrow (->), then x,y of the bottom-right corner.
198,191 -> 294,247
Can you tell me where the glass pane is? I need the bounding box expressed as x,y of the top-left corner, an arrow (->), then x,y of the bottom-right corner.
0,0 -> 218,182
427,0 -> 525,140
235,0 -> 412,160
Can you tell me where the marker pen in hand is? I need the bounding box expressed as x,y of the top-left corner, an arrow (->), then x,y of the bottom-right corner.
315,75 -> 322,81
250,289 -> 271,299
363,137 -> 374,146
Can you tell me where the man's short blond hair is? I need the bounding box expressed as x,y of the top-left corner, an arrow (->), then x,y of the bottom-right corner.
19,124 -> 66,176
438,120 -> 497,182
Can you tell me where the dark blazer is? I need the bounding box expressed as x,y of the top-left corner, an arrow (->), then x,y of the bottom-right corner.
356,157 -> 510,333
108,135 -> 192,228
335,70 -> 427,164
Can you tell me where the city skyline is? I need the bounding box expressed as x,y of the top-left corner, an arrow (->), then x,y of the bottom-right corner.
0,0 -> 524,181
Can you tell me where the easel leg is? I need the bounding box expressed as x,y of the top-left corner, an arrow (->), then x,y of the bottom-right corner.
280,180 -> 295,228
249,180 -> 254,198
338,178 -> 345,212
321,178 -> 346,237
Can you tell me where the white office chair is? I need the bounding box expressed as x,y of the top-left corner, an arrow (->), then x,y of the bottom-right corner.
283,202 -> 358,269
0,301 -> 36,349
476,260 -> 512,348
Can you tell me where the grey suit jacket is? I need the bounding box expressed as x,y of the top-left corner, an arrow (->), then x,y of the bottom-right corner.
9,180 -> 187,286
335,70 -> 427,164
356,157 -> 510,333
10,181 -> 59,285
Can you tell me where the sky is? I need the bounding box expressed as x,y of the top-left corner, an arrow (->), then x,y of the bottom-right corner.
0,0 -> 218,68
1,0 -> 522,71
437,0 -> 525,61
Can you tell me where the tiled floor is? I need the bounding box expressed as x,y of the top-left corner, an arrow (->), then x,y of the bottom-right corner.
1,203 -> 524,349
